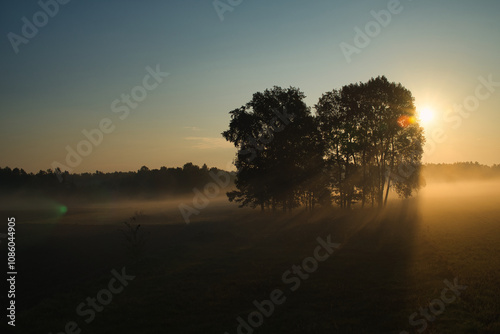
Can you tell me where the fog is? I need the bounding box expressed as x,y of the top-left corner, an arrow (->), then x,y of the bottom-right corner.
3,166 -> 500,227
0,192 -> 243,225
7,171 -> 500,334
417,174 -> 500,215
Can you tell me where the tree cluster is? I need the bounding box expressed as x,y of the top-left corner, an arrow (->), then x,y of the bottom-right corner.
223,76 -> 425,211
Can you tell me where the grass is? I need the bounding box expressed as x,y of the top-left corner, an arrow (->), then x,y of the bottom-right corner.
6,183 -> 500,333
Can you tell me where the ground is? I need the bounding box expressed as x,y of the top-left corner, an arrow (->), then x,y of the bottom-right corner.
3,181 -> 500,333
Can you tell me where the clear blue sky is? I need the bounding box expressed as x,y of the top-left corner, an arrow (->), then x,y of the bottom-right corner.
1,0 -> 499,172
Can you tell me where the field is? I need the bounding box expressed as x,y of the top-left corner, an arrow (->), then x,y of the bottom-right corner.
3,180 -> 500,333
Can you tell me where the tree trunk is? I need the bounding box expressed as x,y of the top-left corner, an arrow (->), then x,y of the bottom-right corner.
361,149 -> 366,208
384,175 -> 391,206
385,137 -> 396,207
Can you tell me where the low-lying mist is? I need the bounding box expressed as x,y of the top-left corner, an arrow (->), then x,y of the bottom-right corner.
3,165 -> 500,226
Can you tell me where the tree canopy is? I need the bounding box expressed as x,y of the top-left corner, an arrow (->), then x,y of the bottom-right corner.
223,76 -> 425,211
222,86 -> 329,211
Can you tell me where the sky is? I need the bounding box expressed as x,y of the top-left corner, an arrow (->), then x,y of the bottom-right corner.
0,0 -> 499,173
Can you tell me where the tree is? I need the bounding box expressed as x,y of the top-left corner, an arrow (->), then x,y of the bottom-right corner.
316,76 -> 424,208
222,86 -> 326,212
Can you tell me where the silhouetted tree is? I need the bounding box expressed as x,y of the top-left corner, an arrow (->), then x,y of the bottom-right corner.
223,86 -> 326,212
316,76 -> 425,208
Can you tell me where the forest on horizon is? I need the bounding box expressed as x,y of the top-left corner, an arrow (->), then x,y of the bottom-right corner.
1,161 -> 499,202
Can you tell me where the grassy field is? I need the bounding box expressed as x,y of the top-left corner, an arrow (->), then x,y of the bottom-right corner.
4,181 -> 500,333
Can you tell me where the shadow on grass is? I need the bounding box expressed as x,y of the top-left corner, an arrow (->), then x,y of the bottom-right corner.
252,199 -> 422,333
14,200 -> 421,334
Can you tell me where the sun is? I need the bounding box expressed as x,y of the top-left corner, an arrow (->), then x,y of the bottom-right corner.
418,107 -> 435,125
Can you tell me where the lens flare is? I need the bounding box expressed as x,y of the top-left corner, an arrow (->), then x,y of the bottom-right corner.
397,115 -> 416,128
58,205 -> 68,215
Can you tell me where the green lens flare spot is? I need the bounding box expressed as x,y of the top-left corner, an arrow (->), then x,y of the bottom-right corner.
59,205 -> 68,215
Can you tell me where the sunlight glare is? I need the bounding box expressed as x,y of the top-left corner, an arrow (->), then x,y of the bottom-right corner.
418,107 -> 434,124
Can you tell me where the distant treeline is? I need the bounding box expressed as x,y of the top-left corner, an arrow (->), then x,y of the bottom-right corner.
1,162 -> 498,201
0,163 -> 235,201
422,162 -> 500,182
